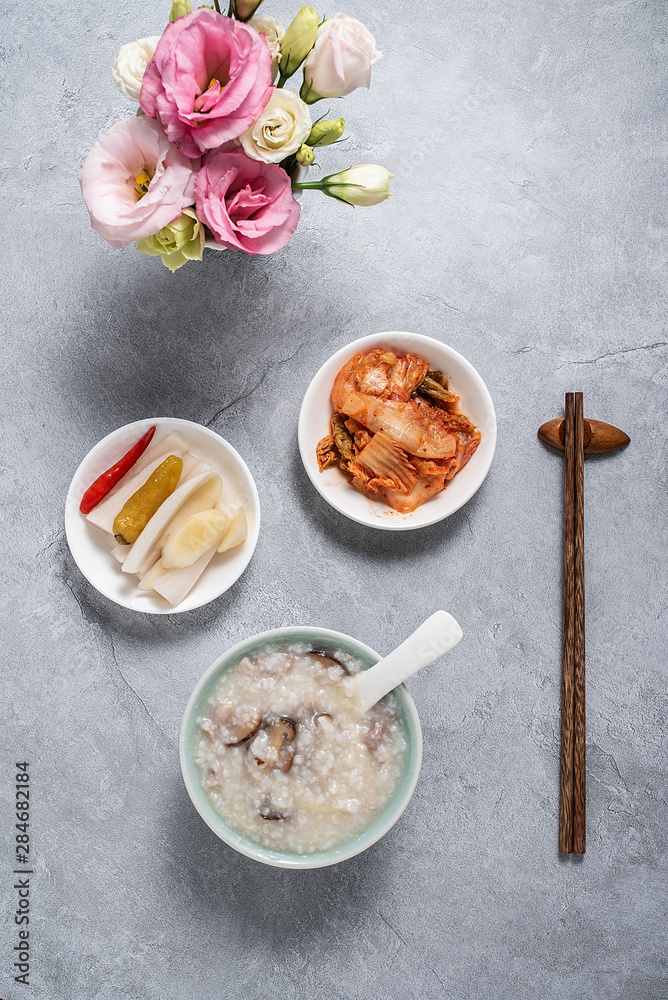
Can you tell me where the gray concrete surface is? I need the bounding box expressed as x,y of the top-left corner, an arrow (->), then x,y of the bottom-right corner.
1,0 -> 667,996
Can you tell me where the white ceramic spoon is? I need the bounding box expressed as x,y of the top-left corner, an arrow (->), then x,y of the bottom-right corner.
345,610 -> 463,715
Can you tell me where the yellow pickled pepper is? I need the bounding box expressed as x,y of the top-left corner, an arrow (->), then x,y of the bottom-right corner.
113,455 -> 183,544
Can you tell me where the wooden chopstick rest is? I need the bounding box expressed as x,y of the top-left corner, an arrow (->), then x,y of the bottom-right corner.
538,417 -> 630,455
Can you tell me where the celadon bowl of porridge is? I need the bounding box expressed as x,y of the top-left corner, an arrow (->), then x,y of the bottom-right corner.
180,626 -> 423,869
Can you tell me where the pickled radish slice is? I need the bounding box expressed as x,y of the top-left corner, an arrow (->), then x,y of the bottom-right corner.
122,471 -> 219,576
138,559 -> 165,592
216,499 -> 237,521
162,474 -> 223,546
152,547 -> 217,606
161,510 -> 229,570
217,507 -> 248,553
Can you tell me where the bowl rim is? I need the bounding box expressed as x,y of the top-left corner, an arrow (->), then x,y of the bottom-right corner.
64,416 -> 261,614
298,330 -> 497,531
179,625 -> 424,869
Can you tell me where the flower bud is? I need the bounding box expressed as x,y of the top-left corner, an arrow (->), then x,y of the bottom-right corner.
169,0 -> 192,21
295,144 -> 315,166
278,7 -> 319,83
136,209 -> 205,271
307,116 -> 344,147
300,14 -> 380,103
294,164 -> 393,206
230,0 -> 265,22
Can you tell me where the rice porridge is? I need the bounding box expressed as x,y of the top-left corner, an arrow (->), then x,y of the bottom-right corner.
195,642 -> 407,853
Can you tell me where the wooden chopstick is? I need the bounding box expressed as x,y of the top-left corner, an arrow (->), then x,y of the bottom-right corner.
559,392 -> 586,855
573,392 -> 586,853
559,393 -> 575,854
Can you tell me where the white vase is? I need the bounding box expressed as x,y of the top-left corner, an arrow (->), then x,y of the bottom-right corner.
204,163 -> 309,252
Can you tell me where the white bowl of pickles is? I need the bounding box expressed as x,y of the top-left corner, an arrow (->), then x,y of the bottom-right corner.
65,418 -> 260,613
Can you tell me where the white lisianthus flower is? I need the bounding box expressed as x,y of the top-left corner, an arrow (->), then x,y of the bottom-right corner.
300,14 -> 381,103
294,164 -> 393,206
239,89 -> 311,164
111,36 -> 161,103
249,14 -> 285,81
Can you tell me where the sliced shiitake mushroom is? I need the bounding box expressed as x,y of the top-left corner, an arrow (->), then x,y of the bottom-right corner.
219,708 -> 262,746
250,717 -> 297,773
272,717 -> 296,741
312,711 -> 334,734
259,803 -> 285,821
310,650 -> 350,674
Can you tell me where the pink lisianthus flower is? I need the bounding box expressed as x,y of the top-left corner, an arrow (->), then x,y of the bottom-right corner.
140,10 -> 273,159
195,148 -> 300,255
78,116 -> 198,249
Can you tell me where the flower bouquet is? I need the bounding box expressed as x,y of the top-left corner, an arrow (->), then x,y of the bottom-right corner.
78,0 -> 393,271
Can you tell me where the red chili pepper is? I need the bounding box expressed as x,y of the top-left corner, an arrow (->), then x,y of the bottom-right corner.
79,425 -> 157,515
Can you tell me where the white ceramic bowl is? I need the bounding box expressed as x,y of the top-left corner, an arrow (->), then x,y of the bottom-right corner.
298,331 -> 497,530
65,417 -> 260,613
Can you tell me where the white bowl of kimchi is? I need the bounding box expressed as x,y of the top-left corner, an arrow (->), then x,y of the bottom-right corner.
298,332 -> 497,530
